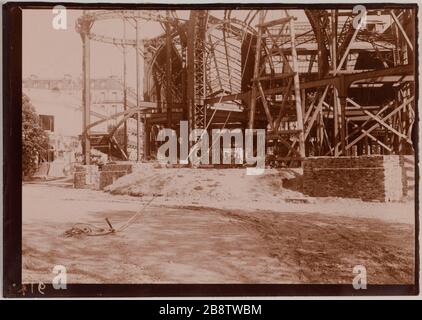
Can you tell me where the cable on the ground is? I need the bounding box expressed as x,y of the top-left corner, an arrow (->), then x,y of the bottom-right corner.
63,196 -> 156,237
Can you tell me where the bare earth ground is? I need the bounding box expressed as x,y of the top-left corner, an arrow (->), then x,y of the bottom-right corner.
22,167 -> 415,284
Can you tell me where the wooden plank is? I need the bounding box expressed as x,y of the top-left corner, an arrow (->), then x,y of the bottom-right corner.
274,156 -> 306,161
205,92 -> 247,104
326,100 -> 395,155
345,97 -> 414,151
266,31 -> 294,74
267,130 -> 302,139
304,85 -> 329,139
248,10 -> 265,129
289,17 -> 305,158
391,10 -> 414,51
348,121 -> 393,152
253,73 -> 294,82
274,78 -> 293,130
256,16 -> 294,28
347,98 -> 412,144
257,82 -> 275,130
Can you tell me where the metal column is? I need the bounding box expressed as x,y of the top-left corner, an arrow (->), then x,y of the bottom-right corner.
136,18 -> 141,162
78,14 -> 93,165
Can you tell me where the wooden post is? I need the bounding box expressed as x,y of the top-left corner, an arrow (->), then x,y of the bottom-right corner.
391,10 -> 414,52
331,10 -> 337,71
331,10 -> 339,157
144,121 -> 150,159
166,11 -> 173,128
339,96 -> 347,155
289,17 -> 305,158
333,87 -> 340,156
248,10 -> 265,130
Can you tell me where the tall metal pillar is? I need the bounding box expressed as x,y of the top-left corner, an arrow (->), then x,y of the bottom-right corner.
122,17 -> 128,156
192,10 -> 207,130
186,16 -> 195,152
331,10 -> 340,157
136,18 -> 141,162
78,14 -> 93,165
166,10 -> 173,128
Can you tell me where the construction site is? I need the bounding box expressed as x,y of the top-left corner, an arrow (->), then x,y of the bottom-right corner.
70,8 -> 416,200
21,7 -> 417,285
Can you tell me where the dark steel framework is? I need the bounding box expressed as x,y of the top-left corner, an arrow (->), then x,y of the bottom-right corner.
76,8 -> 416,165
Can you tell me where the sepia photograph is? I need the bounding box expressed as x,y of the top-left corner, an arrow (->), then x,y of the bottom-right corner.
2,2 -> 419,297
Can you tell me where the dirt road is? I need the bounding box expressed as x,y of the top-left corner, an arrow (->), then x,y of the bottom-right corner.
22,181 -> 415,284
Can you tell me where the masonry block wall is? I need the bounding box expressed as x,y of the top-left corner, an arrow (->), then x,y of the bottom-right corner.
99,163 -> 133,189
74,163 -> 133,190
74,165 -> 100,189
401,155 -> 415,200
303,155 -> 415,202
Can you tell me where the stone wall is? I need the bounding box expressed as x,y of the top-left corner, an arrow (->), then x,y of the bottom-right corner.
99,163 -> 133,190
303,155 -> 415,202
383,156 -> 403,201
74,165 -> 100,189
74,163 -> 133,190
401,155 -> 415,200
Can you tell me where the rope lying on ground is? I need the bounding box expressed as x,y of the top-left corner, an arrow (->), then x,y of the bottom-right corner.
64,223 -> 114,237
65,94 -> 233,238
65,110 -> 231,238
63,196 -> 156,237
65,111 -> 231,238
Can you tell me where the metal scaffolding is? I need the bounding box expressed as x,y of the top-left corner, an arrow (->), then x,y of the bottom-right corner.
76,8 -> 416,166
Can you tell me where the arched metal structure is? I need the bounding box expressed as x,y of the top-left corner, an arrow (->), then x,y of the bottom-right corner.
76,8 -> 416,165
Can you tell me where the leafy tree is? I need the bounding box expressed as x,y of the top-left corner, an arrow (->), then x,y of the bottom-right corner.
22,95 -> 49,177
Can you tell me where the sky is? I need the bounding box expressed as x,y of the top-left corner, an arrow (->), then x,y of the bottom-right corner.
22,9 -> 307,85
23,10 -> 83,78
22,9 -> 166,85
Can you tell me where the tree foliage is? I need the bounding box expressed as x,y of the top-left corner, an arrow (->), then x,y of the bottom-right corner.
22,95 -> 49,177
